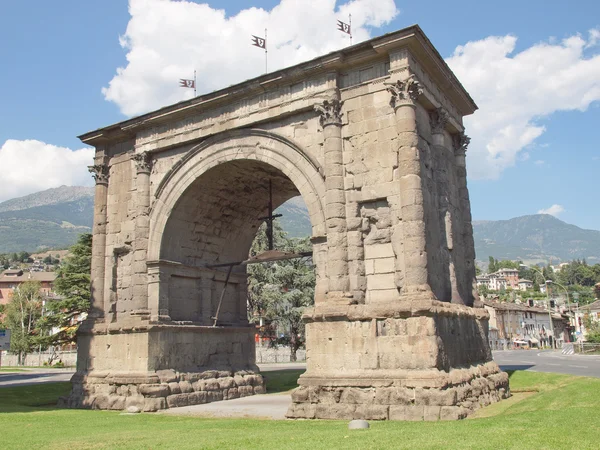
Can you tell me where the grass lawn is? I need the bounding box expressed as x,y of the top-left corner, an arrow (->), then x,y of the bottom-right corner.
1,370 -> 599,449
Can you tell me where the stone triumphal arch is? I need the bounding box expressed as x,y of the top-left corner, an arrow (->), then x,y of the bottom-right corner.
65,25 -> 508,420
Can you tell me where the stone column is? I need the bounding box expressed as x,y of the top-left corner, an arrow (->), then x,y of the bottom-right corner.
88,162 -> 109,320
131,152 -> 152,317
453,132 -> 477,306
200,273 -> 213,325
387,75 -> 433,299
430,108 -> 461,303
314,98 -> 350,300
148,262 -> 171,322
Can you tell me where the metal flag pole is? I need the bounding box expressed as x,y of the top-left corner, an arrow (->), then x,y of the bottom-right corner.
265,28 -> 268,74
349,14 -> 352,45
193,69 -> 197,97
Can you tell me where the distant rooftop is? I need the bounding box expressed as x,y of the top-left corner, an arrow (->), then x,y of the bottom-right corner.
0,270 -> 57,283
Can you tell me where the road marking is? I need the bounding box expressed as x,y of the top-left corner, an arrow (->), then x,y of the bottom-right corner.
547,363 -> 560,366
570,365 -> 589,369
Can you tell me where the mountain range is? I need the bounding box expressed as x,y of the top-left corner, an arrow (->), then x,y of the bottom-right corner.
0,186 -> 94,253
1,186 -> 599,265
472,214 -> 600,264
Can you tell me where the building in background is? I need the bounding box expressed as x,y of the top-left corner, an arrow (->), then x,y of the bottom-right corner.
483,300 -> 570,350
518,279 -> 533,291
0,269 -> 57,305
497,268 -> 519,289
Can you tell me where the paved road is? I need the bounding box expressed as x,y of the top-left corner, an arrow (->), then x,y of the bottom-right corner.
0,368 -> 74,387
2,352 -> 599,389
0,363 -> 305,389
493,350 -> 600,378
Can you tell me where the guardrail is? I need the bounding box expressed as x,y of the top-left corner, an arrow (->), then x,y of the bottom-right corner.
573,342 -> 600,355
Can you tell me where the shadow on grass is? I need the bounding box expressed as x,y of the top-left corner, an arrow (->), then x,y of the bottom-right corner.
499,364 -> 534,374
262,369 -> 304,394
0,381 -> 71,413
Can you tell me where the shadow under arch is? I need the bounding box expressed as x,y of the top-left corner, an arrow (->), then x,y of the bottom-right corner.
146,128 -> 328,325
148,128 -> 327,263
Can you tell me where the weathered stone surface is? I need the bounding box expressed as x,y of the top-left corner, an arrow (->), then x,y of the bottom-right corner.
179,381 -> 194,393
167,393 -> 190,408
354,405 -> 389,421
68,25 -> 507,421
168,382 -> 181,395
139,384 -> 169,398
156,370 -> 178,383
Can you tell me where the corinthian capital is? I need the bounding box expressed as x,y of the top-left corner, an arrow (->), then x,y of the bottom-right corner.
430,108 -> 449,135
453,132 -> 471,156
386,74 -> 423,109
314,99 -> 343,128
88,164 -> 109,185
133,151 -> 152,174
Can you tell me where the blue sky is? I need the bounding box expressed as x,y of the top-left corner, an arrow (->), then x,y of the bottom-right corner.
1,0 -> 599,229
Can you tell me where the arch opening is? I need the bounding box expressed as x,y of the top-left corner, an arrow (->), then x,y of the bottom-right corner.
158,159 -> 312,326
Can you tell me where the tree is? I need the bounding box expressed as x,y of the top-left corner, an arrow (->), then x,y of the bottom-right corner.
584,315 -> 600,343
488,256 -> 497,273
477,284 -> 489,299
39,234 -> 92,347
17,251 -> 30,262
247,222 -> 314,361
247,222 -> 288,322
2,281 -> 44,365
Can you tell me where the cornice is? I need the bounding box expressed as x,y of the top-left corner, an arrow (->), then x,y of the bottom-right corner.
79,25 -> 477,148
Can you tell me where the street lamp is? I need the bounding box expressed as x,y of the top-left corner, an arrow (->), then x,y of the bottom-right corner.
546,279 -> 570,312
520,264 -> 556,349
547,280 -> 573,343
572,292 -> 581,337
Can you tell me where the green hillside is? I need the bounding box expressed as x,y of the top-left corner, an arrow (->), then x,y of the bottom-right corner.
2,187 -> 599,264
473,214 -> 600,264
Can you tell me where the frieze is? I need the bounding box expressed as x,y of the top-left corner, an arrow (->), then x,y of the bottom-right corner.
135,75 -> 333,147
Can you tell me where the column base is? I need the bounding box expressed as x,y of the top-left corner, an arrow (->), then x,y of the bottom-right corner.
287,299 -> 510,420
61,369 -> 265,412
63,323 -> 263,411
286,362 -> 509,420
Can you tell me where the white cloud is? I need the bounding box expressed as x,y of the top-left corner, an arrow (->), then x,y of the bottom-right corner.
538,204 -> 565,217
446,30 -> 600,180
0,140 -> 94,204
103,0 -> 399,116
534,159 -> 545,165
587,28 -> 600,48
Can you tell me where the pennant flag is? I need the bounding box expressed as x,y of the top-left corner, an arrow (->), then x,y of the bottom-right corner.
179,79 -> 195,89
337,20 -> 351,35
251,35 -> 266,49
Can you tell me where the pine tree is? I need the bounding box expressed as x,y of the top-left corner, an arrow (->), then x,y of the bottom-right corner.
247,221 -> 314,361
39,233 -> 92,347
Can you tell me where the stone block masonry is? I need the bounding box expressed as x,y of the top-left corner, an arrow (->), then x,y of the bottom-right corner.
286,300 -> 510,419
62,369 -> 265,412
70,25 -> 508,417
